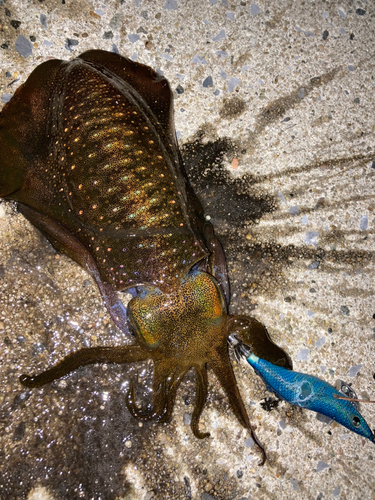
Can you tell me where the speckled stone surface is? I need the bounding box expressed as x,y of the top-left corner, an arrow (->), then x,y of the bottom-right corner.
0,1 -> 375,499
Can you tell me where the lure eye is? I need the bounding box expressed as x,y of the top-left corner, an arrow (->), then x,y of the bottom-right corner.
351,415 -> 361,428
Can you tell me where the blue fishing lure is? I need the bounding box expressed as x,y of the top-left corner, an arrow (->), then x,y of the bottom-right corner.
230,335 -> 374,442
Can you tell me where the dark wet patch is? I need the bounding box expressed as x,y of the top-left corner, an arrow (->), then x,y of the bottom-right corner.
1,363 -> 155,499
253,67 -> 340,137
181,132 -> 277,231
11,391 -> 32,411
119,368 -> 245,499
227,238 -> 373,315
12,421 -> 26,441
182,136 -> 374,316
219,96 -> 246,119
260,397 -> 280,412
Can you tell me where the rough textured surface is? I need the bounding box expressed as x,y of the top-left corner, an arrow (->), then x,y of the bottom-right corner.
0,1 -> 374,499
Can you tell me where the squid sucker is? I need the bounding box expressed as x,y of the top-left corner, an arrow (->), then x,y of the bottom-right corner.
0,49 -> 294,465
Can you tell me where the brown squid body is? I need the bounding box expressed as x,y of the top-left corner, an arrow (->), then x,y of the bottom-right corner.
0,50 -> 292,464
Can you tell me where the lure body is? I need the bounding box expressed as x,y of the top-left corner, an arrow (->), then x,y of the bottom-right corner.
246,353 -> 374,442
0,50 -> 293,464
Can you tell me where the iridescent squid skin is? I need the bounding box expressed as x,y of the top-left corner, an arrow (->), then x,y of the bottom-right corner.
0,50 -> 292,464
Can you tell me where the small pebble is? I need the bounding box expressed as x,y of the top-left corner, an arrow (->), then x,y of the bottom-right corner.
296,348 -> 310,361
1,93 -> 13,103
231,158 -> 239,170
332,486 -> 340,497
192,55 -> 207,64
360,215 -> 368,231
213,29 -> 226,41
65,38 -> 79,51
183,412 -> 192,425
316,413 -> 332,424
278,192 -> 286,203
128,34 -> 140,43
32,342 -> 46,354
10,20 -> 21,29
164,0 -> 178,10
125,440 -> 132,448
348,364 -> 362,377
203,76 -> 213,88
250,3 -> 260,15
315,337 -> 326,348
15,35 -> 32,57
305,231 -> 319,246
340,305 -> 350,316
244,437 -> 254,447
316,460 -> 330,472
13,422 -> 26,441
279,420 -> 286,430
228,77 -> 239,92
291,478 -> 299,491
40,14 -> 47,28
289,206 -> 300,216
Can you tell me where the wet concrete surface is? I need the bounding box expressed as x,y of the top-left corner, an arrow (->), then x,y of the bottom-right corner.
1,1 -> 375,499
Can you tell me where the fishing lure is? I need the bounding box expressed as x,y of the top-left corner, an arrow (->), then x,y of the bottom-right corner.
0,50 -> 293,464
230,335 -> 375,442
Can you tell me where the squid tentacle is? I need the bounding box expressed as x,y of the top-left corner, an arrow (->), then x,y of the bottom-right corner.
126,360 -> 175,420
210,348 -> 266,465
20,345 -> 148,388
158,365 -> 190,423
191,365 -> 210,439
126,379 -> 168,420
126,363 -> 190,423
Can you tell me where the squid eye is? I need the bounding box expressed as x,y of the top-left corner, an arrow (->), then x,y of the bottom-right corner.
351,415 -> 361,428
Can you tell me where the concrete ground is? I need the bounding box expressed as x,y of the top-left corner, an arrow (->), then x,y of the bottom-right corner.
0,0 -> 374,499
